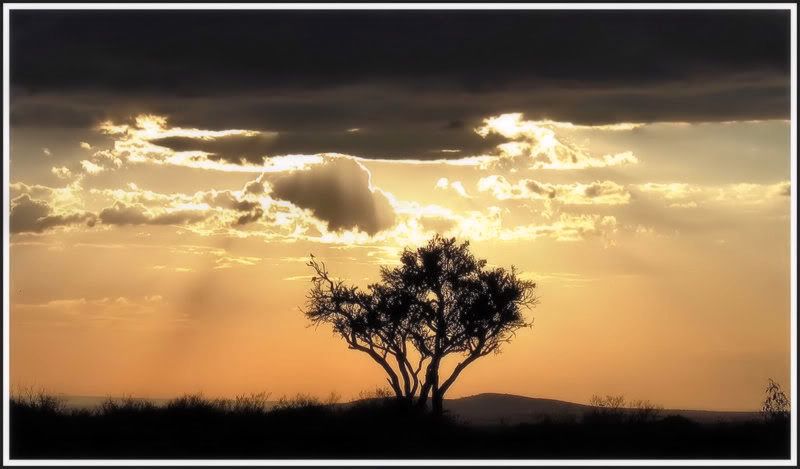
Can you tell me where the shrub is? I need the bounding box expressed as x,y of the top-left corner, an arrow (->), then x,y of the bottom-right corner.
761,378 -> 790,423
231,392 -> 272,414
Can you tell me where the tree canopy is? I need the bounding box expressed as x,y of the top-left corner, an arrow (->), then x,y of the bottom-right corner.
304,235 -> 537,414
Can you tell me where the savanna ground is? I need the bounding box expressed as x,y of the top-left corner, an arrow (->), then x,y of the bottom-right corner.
9,390 -> 790,460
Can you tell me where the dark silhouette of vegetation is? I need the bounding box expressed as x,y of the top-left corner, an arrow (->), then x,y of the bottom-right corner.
584,395 -> 663,425
761,378 -> 790,424
9,236 -> 792,460
305,235 -> 537,414
9,390 -> 790,459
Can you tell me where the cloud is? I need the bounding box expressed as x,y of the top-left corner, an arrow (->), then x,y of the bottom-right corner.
770,181 -> 791,197
80,160 -> 105,174
582,181 -> 631,203
244,179 -> 265,195
530,120 -> 645,131
87,184 -> 280,232
419,216 -> 458,234
86,114 -> 323,173
51,166 -> 72,179
80,141 -> 92,150
95,114 -> 265,168
475,113 -> 639,170
434,177 -> 470,197
635,181 -> 790,207
197,189 -> 265,226
636,183 -> 701,200
10,181 -> 85,212
10,194 -> 96,234
476,211 -> 619,244
11,10 -> 789,136
90,184 -> 188,208
214,255 -> 261,270
234,208 -> 264,226
11,182 -> 56,200
201,190 -> 259,212
714,182 -> 791,204
388,200 -> 619,246
267,156 -> 396,235
478,176 -> 631,205
149,132 -> 278,165
42,147 -> 51,157
98,202 -> 208,226
495,213 -> 619,245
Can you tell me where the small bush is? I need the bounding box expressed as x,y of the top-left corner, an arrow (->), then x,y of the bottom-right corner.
11,386 -> 66,414
99,396 -> 156,416
584,395 -> 663,425
272,393 -> 322,411
165,393 -> 227,415
231,392 -> 272,414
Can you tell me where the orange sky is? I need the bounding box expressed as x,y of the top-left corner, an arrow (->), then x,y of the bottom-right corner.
7,113 -> 792,411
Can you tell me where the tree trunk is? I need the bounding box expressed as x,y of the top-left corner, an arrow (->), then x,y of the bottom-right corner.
415,356 -> 440,410
431,389 -> 444,415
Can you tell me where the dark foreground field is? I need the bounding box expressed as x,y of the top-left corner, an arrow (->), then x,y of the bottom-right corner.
10,394 -> 790,459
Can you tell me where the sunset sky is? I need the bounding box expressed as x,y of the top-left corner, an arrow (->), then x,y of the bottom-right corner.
6,9 -> 793,411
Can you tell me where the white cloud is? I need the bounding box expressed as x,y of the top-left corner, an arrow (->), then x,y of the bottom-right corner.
51,166 -> 72,180
636,181 -> 790,207
478,175 -> 630,205
474,113 -> 639,171
80,160 -> 105,174
91,114 -> 296,172
434,177 -> 470,197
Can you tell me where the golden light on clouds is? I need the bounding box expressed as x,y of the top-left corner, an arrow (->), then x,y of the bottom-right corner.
474,113 -> 640,170
8,111 -> 791,411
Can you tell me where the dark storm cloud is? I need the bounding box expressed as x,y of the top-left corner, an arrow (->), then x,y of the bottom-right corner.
150,134 -> 278,165
11,10 -> 789,93
10,10 -> 790,159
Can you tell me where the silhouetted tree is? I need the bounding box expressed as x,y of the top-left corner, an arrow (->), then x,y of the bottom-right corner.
761,378 -> 790,423
628,399 -> 663,424
304,235 -> 537,414
586,394 -> 627,424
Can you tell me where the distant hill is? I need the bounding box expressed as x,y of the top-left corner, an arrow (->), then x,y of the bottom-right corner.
444,392 -> 591,425
58,392 -> 761,425
444,393 -> 762,425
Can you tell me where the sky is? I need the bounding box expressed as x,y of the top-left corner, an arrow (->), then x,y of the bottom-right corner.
6,9 -> 793,411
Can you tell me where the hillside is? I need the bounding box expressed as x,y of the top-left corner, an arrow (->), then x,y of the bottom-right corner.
445,393 -> 761,425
